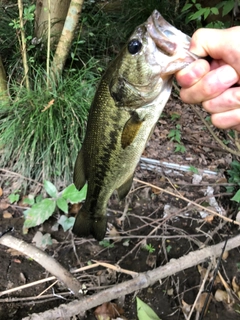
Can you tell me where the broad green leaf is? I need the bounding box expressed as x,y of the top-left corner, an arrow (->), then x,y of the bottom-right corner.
44,180 -> 58,198
23,194 -> 35,206
167,130 -> 175,138
195,3 -> 201,10
175,144 -> 186,153
189,8 -> 206,21
62,183 -> 87,203
181,3 -> 193,11
203,8 -> 211,20
23,198 -> 56,232
231,190 -> 240,203
56,197 -> 68,213
32,231 -> 52,250
58,215 -> 75,232
8,193 -> 20,204
174,131 -> 181,143
136,297 -> 161,320
222,0 -> 234,16
210,7 -> 219,15
166,245 -> 172,253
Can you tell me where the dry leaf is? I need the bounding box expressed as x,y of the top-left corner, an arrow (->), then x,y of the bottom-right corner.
94,302 -> 124,320
3,210 -> 13,219
41,99 -> 55,112
151,187 -> 161,195
0,187 -> 3,196
222,251 -> 229,261
19,272 -> 26,284
213,275 -> 221,286
181,299 -> 191,316
0,202 -> 10,210
69,203 -> 81,215
167,288 -> 174,296
204,214 -> 214,223
146,254 -> 156,268
195,292 -> 210,312
232,276 -> 240,294
108,226 -> 121,241
215,289 -> 229,303
197,265 -> 207,280
7,248 -> 26,257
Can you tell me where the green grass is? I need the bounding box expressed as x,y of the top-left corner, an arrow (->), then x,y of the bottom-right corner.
0,61 -> 100,186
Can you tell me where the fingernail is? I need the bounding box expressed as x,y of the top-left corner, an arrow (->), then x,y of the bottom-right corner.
217,65 -> 238,86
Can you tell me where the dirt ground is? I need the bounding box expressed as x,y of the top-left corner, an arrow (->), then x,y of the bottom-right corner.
1,94 -> 240,320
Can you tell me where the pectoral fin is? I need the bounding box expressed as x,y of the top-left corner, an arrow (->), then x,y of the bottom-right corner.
73,149 -> 86,190
121,114 -> 143,149
117,174 -> 133,200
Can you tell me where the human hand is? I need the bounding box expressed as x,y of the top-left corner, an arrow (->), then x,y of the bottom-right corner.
176,27 -> 240,131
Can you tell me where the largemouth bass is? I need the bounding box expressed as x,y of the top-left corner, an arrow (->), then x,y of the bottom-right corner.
73,10 -> 197,240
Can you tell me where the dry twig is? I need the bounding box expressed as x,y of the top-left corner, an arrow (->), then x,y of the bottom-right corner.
21,233 -> 240,320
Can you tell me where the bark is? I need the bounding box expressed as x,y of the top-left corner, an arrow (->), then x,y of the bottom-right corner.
18,0 -> 30,89
0,55 -> 8,102
35,0 -> 71,47
50,0 -> 84,80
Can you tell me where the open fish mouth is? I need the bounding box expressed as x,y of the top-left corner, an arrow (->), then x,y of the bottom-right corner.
146,10 -> 199,62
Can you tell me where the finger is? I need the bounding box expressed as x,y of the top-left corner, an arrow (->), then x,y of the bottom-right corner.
179,65 -> 239,104
211,109 -> 240,130
176,59 -> 210,87
203,87 -> 240,113
190,27 -> 240,75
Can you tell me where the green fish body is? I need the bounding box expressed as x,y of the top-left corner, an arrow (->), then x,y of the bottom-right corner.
73,10 -> 197,240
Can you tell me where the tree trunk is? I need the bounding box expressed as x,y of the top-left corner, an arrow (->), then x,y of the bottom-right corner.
50,0 -> 84,80
0,55 -> 8,103
35,0 -> 71,48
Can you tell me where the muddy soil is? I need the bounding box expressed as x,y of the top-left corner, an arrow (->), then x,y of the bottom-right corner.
1,95 -> 240,320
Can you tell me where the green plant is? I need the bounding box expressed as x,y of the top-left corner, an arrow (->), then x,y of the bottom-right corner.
168,124 -> 186,153
8,191 -> 20,204
143,243 -> 156,254
188,165 -> 199,174
182,0 -> 239,29
99,240 -> 115,248
170,113 -> 180,121
0,63 -> 99,186
166,245 -> 172,253
23,180 -> 87,233
227,161 -> 240,202
136,297 -> 162,320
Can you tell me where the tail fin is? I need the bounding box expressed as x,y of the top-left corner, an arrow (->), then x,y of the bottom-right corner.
72,207 -> 107,241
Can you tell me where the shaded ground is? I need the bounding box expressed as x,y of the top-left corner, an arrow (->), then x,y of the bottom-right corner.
1,94 -> 240,320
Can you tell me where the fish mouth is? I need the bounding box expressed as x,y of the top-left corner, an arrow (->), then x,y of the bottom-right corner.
146,10 -> 198,61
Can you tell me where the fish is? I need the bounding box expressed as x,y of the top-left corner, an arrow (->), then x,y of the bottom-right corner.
72,10 -> 197,241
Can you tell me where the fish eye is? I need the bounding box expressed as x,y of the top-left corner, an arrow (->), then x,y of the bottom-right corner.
127,39 -> 142,54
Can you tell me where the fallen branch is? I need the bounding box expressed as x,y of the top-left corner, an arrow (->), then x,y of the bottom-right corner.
0,234 -> 82,297
22,233 -> 240,320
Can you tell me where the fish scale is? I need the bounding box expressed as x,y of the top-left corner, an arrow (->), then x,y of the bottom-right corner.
73,10 -> 197,241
